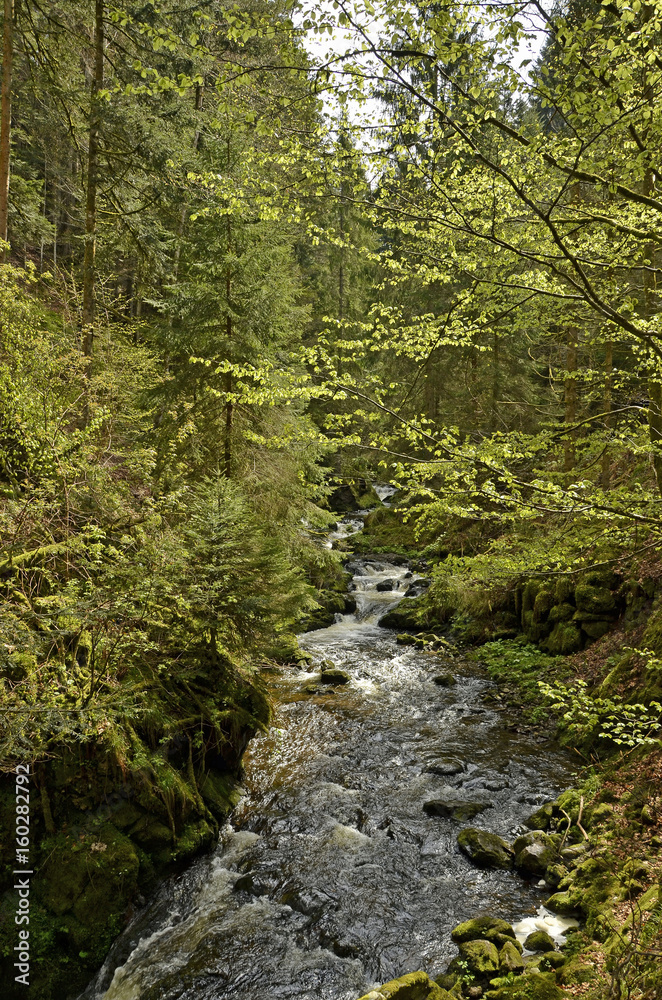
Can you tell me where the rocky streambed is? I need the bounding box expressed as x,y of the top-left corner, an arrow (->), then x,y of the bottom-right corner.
81,540 -> 578,1000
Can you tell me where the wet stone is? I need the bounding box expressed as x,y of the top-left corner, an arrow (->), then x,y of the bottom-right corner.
424,799 -> 489,821
424,759 -> 465,776
321,667 -> 351,685
432,673 -> 457,687
457,828 -> 514,869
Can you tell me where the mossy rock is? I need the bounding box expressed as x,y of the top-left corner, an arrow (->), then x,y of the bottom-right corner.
525,952 -> 565,973
542,621 -> 582,655
544,863 -> 568,889
580,619 -> 611,640
458,939 -> 500,975
491,932 -> 522,951
554,577 -> 575,604
424,798 -> 488,822
484,971 -> 562,999
513,830 -> 555,856
584,801 -> 614,830
356,970 -> 451,1000
524,930 -> 556,952
434,972 -> 461,992
35,822 -> 141,975
545,891 -> 580,915
574,583 -> 616,616
515,842 -> 557,878
199,770 -> 242,821
321,666 -> 351,685
558,957 -> 597,985
171,817 -> 216,863
532,589 -> 554,622
499,939 -> 525,974
378,594 -> 428,631
301,590 -> 347,631
513,831 -> 557,877
524,802 -> 554,831
555,788 -> 581,822
433,672 -> 457,687
457,828 -> 514,869
451,916 -> 516,944
521,608 -> 534,631
521,581 -> 541,614
547,602 -> 575,624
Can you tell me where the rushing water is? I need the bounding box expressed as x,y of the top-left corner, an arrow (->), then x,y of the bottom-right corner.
83,525 -> 575,1000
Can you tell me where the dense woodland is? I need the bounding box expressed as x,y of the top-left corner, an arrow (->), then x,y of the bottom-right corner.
0,1 -> 661,998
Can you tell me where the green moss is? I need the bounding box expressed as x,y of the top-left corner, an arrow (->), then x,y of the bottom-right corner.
484,970 -> 562,999
547,603 -> 575,624
452,917 -> 516,943
542,621 -> 583,656
458,939 -> 500,975
554,577 -> 576,604
574,583 -> 616,617
532,589 -> 554,622
356,970 -> 451,999
350,507 -> 426,556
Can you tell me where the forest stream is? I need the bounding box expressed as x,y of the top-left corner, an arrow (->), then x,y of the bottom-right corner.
81,513 -> 576,1000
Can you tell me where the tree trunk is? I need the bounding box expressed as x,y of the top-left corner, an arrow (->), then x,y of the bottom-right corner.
223,133 -> 233,477
564,328 -> 577,472
0,0 -> 13,259
601,339 -> 613,488
642,165 -> 662,494
490,329 -> 500,432
82,0 -> 104,356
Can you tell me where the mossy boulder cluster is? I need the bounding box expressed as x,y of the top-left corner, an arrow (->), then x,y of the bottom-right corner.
456,826 -> 560,880
377,563 -> 636,656
516,571 -> 623,654
434,915 -> 563,999
0,679 -> 268,1000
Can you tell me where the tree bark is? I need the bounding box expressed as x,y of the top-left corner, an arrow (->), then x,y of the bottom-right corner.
0,0 -> 13,259
82,0 -> 104,356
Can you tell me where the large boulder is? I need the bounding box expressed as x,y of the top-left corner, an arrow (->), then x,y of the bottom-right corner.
513,831 -> 557,877
424,759 -> 464,776
543,621 -> 583,655
321,665 -> 350,685
524,802 -> 554,831
424,799 -> 489,822
524,930 -> 556,953
574,583 -> 616,616
545,890 -> 580,915
355,970 -> 451,1000
457,828 -> 514,869
515,841 -> 556,878
458,939 -> 500,976
499,940 -> 525,974
451,916 -> 517,944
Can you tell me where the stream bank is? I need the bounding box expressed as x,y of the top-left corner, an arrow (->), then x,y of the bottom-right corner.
79,532 -> 576,1000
